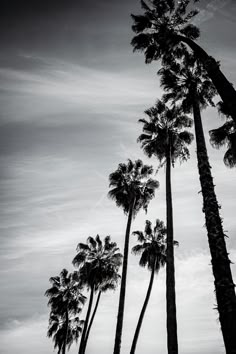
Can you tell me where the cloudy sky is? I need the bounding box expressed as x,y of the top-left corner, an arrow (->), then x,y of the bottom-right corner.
0,0 -> 236,353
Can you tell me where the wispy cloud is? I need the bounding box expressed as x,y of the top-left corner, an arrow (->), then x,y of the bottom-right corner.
194,0 -> 231,25
0,55 -> 161,124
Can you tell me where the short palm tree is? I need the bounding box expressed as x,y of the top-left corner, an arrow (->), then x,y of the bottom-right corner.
210,102 -> 236,168
45,269 -> 86,354
73,235 -> 122,354
47,313 -> 84,354
130,219 -> 167,354
131,0 -> 236,126
138,102 -> 193,354
159,52 -> 236,354
108,159 -> 159,354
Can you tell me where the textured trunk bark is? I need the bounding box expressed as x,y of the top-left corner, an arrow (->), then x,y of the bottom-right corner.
166,143 -> 178,354
79,285 -> 95,354
130,262 -> 156,354
62,308 -> 69,354
113,200 -> 135,354
192,94 -> 236,354
176,34 -> 236,127
82,291 -> 102,354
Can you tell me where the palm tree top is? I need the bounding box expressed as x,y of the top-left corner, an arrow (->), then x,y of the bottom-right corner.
108,159 -> 159,215
72,235 -> 123,291
131,0 -> 200,64
158,51 -> 217,112
45,269 -> 86,318
138,100 -> 193,164
132,219 -> 167,272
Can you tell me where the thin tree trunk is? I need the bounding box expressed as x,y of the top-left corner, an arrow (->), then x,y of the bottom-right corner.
130,262 -> 156,354
192,95 -> 236,354
176,34 -> 236,127
82,291 -> 102,354
113,200 -> 135,354
166,143 -> 178,354
79,284 -> 95,354
62,308 -> 69,354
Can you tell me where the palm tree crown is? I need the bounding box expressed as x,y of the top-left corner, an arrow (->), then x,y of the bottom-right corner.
73,235 -> 122,290
131,0 -> 200,64
158,51 -> 216,112
132,219 -> 167,272
108,159 -> 159,215
45,269 -> 86,354
138,100 -> 193,164
45,269 -> 86,319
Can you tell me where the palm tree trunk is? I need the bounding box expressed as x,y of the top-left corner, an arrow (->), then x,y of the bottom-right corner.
166,143 -> 178,354
176,34 -> 236,127
130,262 -> 156,354
113,199 -> 135,354
62,309 -> 69,354
79,284 -> 95,354
82,291 -> 102,354
192,94 -> 236,354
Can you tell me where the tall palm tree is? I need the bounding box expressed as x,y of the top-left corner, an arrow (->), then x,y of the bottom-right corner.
130,219 -> 167,354
159,52 -> 236,354
45,269 -> 86,354
138,102 -> 193,354
47,313 -> 84,354
108,159 -> 159,354
209,102 -> 236,168
73,235 -> 122,354
131,0 -> 236,126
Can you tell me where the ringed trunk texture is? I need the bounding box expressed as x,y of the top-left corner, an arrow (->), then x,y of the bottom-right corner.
62,310 -> 69,354
166,145 -> 178,354
113,200 -> 135,354
192,95 -> 236,354
130,262 -> 156,354
82,291 -> 102,354
176,34 -> 236,127
79,285 -> 95,354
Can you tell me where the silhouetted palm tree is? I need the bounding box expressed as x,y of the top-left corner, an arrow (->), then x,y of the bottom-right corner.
138,102 -> 193,354
159,52 -> 236,353
210,102 -> 236,168
47,313 -> 83,354
131,0 -> 236,126
73,235 -> 122,354
108,159 -> 159,354
45,269 -> 86,354
130,219 -> 167,354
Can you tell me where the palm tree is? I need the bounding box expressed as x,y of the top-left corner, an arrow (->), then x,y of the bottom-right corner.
209,102 -> 236,168
47,313 -> 84,354
159,52 -> 236,354
45,269 -> 86,354
131,0 -> 236,126
108,159 -> 159,354
138,102 -> 193,354
130,219 -> 167,354
73,235 -> 122,354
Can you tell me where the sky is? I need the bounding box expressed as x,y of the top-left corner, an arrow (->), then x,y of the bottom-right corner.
0,0 -> 236,353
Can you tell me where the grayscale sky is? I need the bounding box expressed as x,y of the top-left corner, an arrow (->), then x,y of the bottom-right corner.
0,0 -> 236,353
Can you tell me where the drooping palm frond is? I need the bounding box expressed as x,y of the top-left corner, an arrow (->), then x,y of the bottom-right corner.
210,119 -> 236,168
